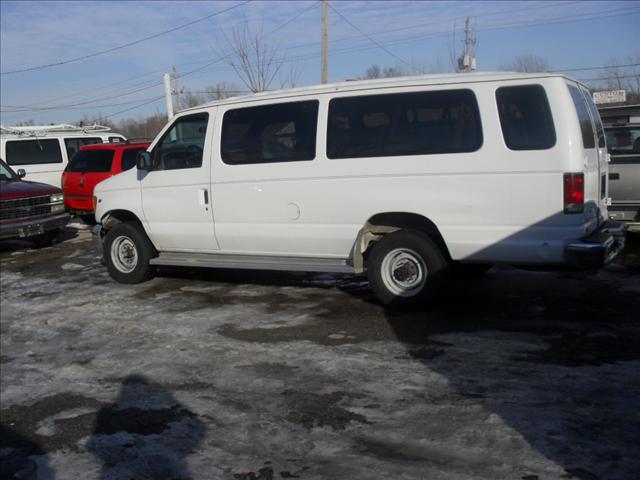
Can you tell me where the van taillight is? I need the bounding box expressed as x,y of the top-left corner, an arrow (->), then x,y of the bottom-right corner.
563,173 -> 584,214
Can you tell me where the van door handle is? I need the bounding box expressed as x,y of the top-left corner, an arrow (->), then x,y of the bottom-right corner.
609,173 -> 620,180
198,188 -> 209,205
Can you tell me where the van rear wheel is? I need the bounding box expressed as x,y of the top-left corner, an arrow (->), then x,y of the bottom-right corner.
367,230 -> 448,307
104,222 -> 156,284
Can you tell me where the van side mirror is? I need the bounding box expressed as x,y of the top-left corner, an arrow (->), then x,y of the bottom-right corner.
17,169 -> 26,178
136,151 -> 152,171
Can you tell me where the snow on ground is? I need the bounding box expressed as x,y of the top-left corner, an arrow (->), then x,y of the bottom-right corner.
1,227 -> 639,480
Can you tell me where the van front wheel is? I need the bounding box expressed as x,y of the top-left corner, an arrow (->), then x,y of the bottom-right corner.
367,230 -> 448,307
104,222 -> 156,284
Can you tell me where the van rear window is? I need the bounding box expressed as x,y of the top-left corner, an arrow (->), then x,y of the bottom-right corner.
66,150 -> 114,172
496,85 -> 556,150
568,85 -> 595,149
5,139 -> 63,165
327,90 -> 482,159
64,137 -> 102,159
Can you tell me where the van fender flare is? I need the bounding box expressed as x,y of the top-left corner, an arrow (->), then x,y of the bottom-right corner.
350,213 -> 451,273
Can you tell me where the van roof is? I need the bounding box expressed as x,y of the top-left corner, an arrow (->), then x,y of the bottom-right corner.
0,124 -> 124,139
184,71 -> 579,112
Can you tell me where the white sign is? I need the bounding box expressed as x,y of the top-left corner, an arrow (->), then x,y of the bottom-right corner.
593,90 -> 626,105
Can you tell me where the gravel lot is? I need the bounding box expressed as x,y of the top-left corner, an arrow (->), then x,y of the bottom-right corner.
1,221 -> 639,480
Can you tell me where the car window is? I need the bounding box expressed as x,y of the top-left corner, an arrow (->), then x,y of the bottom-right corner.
327,90 -> 482,159
153,113 -> 208,170
6,139 -> 64,165
221,101 -> 318,165
605,126 -> 640,154
0,159 -> 18,180
121,148 -> 146,171
496,85 -> 556,150
64,137 -> 102,159
66,150 -> 115,172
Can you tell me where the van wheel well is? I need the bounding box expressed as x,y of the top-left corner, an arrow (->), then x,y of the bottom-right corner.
101,210 -> 143,230
352,212 -> 450,273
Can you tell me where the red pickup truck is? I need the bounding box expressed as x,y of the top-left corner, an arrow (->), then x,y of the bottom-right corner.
0,158 -> 69,246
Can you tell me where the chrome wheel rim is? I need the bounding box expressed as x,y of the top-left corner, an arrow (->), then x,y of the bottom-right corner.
380,248 -> 427,297
110,235 -> 138,273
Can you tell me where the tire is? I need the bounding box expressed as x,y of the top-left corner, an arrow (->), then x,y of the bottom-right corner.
32,228 -> 60,248
104,222 -> 156,284
367,229 -> 448,307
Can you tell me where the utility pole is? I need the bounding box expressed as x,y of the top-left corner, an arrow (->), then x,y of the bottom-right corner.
457,17 -> 477,72
172,66 -> 181,111
163,73 -> 174,120
321,0 -> 328,84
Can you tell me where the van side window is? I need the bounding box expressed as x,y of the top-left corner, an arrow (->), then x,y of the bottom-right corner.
496,85 -> 556,150
327,90 -> 482,159
581,88 -> 606,148
5,139 -> 63,165
152,113 -> 208,171
64,137 -> 102,159
221,101 -> 318,165
568,85 -> 595,149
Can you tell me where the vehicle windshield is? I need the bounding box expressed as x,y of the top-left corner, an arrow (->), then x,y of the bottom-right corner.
605,126 -> 640,154
0,158 -> 18,181
66,150 -> 115,173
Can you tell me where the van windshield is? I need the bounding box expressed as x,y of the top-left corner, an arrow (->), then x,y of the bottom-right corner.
67,150 -> 115,172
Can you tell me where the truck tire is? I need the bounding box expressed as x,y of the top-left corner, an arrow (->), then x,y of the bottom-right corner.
104,222 -> 156,284
367,229 -> 448,307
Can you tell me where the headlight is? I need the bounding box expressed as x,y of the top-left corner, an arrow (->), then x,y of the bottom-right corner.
51,204 -> 65,214
51,193 -> 64,203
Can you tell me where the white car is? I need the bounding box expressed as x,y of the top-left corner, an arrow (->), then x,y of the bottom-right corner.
93,73 -> 625,306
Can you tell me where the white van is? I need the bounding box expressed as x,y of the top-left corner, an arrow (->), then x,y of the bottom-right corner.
93,73 -> 626,306
0,124 -> 126,187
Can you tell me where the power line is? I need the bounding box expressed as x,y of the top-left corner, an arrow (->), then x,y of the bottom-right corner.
0,96 -> 166,114
5,2 -> 630,107
553,63 -> 640,73
4,4 -> 638,121
0,2 -> 319,120
1,1 -> 251,75
328,2 -> 421,74
105,96 -> 166,119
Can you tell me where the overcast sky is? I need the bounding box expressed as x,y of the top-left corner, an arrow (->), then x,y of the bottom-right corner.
1,0 -> 638,125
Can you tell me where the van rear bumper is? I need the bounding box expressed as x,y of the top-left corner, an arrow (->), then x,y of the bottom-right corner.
565,221 -> 626,268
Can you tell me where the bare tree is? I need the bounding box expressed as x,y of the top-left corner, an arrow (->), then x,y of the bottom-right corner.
500,54 -> 550,73
360,63 -> 409,80
202,81 -> 243,100
115,113 -> 167,140
597,53 -> 640,103
222,20 -> 283,93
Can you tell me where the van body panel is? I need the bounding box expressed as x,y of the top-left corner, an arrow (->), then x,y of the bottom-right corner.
138,110 -> 219,252
93,73 -> 623,277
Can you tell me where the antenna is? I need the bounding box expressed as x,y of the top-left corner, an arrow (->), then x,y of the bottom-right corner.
457,17 -> 477,72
